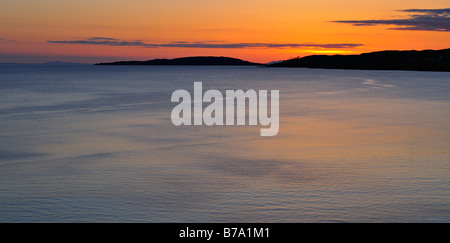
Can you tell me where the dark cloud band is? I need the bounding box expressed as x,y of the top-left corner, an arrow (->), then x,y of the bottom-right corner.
333,8 -> 450,32
47,37 -> 363,49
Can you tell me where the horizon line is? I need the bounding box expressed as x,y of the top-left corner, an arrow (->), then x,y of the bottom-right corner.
2,47 -> 449,64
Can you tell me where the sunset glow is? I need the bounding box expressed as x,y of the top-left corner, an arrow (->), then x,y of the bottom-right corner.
1,0 -> 449,63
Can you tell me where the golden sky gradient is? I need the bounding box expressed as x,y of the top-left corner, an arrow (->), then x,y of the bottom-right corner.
1,0 -> 449,63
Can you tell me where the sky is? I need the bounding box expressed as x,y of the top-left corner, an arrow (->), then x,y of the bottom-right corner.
0,0 -> 449,63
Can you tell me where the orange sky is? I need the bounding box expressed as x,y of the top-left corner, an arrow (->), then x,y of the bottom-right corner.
0,0 -> 449,63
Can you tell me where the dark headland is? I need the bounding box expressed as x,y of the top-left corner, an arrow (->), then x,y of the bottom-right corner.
96,56 -> 262,66
267,48 -> 450,71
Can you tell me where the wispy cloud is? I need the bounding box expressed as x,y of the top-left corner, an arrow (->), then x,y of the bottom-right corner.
0,38 -> 16,43
47,37 -> 363,49
333,8 -> 450,31
47,37 -> 147,47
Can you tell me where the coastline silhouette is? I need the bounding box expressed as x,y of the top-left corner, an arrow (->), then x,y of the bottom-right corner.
96,56 -> 262,66
268,48 -> 450,72
95,49 -> 450,72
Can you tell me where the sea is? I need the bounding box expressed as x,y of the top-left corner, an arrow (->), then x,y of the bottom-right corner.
0,64 -> 449,222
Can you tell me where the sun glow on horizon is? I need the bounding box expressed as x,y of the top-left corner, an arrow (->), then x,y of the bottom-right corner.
286,49 -> 361,56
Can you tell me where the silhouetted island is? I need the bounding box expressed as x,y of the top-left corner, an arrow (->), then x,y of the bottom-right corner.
96,56 -> 262,66
268,48 -> 450,72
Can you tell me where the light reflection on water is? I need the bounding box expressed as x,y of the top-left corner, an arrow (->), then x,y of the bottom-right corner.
0,65 -> 449,222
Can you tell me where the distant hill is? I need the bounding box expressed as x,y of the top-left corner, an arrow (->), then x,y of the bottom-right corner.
268,49 -> 450,72
96,56 -> 262,66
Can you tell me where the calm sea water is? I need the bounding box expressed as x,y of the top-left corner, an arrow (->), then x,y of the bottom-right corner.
0,64 -> 449,222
